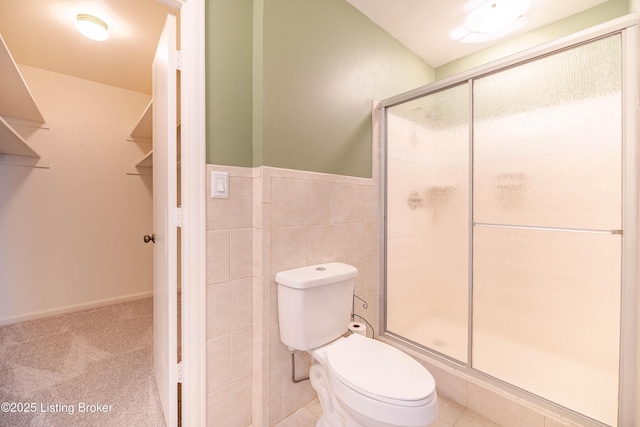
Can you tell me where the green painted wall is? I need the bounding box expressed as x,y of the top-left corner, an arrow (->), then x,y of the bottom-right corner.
206,0 -> 434,177
206,0 -> 254,166
436,0 -> 631,79
258,0 -> 433,177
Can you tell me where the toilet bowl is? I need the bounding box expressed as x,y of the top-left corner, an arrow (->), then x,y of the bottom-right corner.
310,334 -> 438,427
275,262 -> 439,427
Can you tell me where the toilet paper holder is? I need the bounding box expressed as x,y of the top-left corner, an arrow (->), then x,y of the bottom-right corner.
351,293 -> 375,339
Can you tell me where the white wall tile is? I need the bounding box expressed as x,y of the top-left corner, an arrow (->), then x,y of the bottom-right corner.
466,381 -> 545,427
252,277 -> 270,335
230,327 -> 253,382
270,226 -> 308,277
207,335 -> 230,392
270,325 -> 290,375
269,373 -> 283,426
207,376 -> 253,427
329,183 -> 367,223
361,256 -> 379,295
543,417 -> 585,427
346,221 -> 378,260
307,223 -> 348,265
230,228 -> 252,279
207,229 -> 230,284
422,362 -> 467,408
281,358 -> 316,419
270,179 -> 330,227
207,176 -> 252,230
207,278 -> 252,339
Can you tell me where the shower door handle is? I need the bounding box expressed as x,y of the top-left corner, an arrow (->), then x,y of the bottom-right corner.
143,233 -> 155,244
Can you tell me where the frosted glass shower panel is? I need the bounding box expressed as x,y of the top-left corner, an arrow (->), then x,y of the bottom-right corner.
386,83 -> 469,362
473,35 -> 622,230
473,227 -> 621,426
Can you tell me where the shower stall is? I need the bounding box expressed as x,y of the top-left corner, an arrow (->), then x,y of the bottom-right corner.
379,16 -> 638,427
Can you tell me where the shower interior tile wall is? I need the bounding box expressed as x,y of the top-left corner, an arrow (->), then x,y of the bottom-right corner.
205,164 -> 379,426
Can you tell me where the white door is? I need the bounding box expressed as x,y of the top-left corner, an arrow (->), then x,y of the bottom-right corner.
152,12 -> 179,427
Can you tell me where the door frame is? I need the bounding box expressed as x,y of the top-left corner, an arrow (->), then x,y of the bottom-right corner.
156,0 -> 207,425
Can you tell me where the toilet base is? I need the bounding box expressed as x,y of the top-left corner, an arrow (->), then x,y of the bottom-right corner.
310,363 -> 349,427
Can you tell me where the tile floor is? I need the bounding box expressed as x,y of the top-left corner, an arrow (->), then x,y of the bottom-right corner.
275,395 -> 501,427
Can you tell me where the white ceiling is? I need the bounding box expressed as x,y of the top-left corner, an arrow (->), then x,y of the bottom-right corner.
346,0 -> 610,67
0,0 -> 612,94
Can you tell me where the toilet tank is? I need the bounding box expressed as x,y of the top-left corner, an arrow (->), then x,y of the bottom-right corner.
276,262 -> 357,351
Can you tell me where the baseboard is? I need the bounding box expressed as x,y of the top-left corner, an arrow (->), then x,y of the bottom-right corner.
0,291 -> 154,326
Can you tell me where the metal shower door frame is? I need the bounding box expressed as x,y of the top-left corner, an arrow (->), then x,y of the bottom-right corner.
378,14 -> 638,427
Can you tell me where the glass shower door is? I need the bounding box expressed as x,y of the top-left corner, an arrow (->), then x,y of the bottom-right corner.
386,83 -> 470,363
472,34 -> 622,426
383,30 -> 628,426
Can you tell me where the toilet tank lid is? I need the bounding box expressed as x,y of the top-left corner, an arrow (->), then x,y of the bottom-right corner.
275,262 -> 357,289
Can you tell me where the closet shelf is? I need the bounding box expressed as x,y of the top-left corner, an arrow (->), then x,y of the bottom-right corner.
127,100 -> 153,175
126,150 -> 152,175
128,99 -> 179,174
0,116 -> 38,157
136,150 -> 153,168
0,34 -> 44,160
130,100 -> 152,142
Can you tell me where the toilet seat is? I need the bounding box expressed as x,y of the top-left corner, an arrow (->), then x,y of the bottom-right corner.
326,334 -> 436,407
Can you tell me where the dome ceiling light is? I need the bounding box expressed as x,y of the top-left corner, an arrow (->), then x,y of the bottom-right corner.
465,1 -> 530,34
449,0 -> 531,43
75,13 -> 109,41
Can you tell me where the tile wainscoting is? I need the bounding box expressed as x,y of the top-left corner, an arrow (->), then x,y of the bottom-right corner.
206,164 -> 379,426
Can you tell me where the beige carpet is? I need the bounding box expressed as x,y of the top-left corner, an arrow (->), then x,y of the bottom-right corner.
0,298 -> 166,426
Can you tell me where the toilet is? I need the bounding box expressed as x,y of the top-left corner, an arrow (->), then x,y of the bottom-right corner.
276,262 -> 438,427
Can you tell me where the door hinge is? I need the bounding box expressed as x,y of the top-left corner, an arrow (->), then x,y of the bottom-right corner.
176,50 -> 182,71
177,361 -> 183,384
176,206 -> 183,228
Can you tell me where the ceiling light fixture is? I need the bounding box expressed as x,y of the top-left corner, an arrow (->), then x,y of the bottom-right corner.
75,14 -> 109,41
466,1 -> 530,34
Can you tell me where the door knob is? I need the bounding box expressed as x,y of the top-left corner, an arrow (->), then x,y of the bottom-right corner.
144,234 -> 155,244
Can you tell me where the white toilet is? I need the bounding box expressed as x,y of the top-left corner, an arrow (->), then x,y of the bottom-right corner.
276,262 -> 438,427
